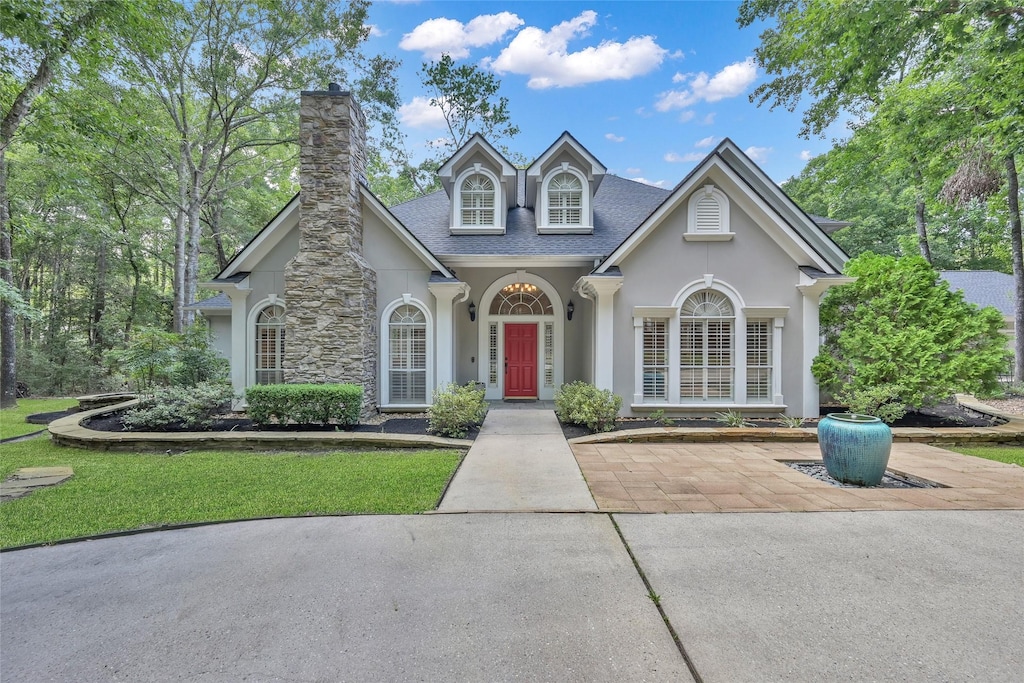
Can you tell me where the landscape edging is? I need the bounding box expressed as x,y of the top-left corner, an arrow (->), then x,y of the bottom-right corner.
47,400 -> 472,452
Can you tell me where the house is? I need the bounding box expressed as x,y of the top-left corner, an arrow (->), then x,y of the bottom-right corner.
192,85 -> 854,418
939,270 -> 1016,341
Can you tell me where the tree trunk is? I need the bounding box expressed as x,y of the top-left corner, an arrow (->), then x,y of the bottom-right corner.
913,170 -> 932,264
90,238 -> 108,356
1006,154 -> 1023,383
0,153 -> 15,407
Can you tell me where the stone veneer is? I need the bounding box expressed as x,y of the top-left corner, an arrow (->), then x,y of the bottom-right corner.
284,87 -> 377,416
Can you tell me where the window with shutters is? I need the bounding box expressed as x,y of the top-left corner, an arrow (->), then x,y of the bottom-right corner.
746,319 -> 772,402
460,173 -> 496,226
389,305 -> 427,403
685,184 -> 731,240
679,291 -> 734,401
547,172 -> 582,225
642,318 -> 668,401
254,305 -> 286,385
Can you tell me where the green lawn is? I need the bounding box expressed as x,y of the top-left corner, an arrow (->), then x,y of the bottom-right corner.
950,445 -> 1024,467
0,438 -> 462,548
0,398 -> 79,440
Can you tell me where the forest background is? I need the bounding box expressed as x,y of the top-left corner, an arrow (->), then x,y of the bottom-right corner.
1,0 -> 1021,407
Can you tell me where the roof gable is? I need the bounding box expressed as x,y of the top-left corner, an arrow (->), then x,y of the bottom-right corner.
525,132 -> 607,208
217,194 -> 299,279
437,134 -> 518,209
595,139 -> 848,274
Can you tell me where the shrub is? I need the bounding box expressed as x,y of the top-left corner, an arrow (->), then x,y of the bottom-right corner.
812,254 -> 1010,423
554,381 -> 622,433
245,384 -> 363,427
427,382 -> 488,438
715,410 -> 753,427
105,322 -> 227,391
122,381 -> 235,430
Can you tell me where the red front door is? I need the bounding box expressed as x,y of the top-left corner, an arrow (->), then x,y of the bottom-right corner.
504,323 -> 538,398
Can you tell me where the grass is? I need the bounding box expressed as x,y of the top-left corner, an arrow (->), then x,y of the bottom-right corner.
0,438 -> 462,548
950,445 -> 1024,467
0,398 -> 78,440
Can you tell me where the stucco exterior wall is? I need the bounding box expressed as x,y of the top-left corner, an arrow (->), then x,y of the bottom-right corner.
611,183 -> 808,416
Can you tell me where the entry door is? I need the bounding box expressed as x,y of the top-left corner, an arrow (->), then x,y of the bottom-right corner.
504,323 -> 538,398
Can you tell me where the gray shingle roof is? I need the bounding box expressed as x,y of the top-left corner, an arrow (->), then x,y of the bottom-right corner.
186,292 -> 232,311
389,175 -> 670,258
939,270 -> 1015,316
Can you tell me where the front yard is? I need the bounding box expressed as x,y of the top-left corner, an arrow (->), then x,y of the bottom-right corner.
0,398 -> 78,439
0,438 -> 461,549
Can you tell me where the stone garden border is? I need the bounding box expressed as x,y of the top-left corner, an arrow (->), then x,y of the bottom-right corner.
48,400 -> 472,452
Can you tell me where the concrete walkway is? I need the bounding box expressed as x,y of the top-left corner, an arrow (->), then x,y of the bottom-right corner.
438,406 -> 597,512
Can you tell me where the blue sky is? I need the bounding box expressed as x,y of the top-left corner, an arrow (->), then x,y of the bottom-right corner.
366,0 -> 848,186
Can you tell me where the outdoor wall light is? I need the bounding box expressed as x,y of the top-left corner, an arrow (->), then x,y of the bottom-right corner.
567,300 -> 575,321
468,301 -> 477,322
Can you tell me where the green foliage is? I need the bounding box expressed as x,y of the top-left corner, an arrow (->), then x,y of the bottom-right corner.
104,323 -> 227,391
649,408 -> 675,426
778,414 -> 805,429
122,381 -> 235,430
812,254 -> 1011,422
420,54 -> 520,156
245,383 -> 363,427
554,381 -> 623,433
714,410 -> 754,428
427,382 -> 488,438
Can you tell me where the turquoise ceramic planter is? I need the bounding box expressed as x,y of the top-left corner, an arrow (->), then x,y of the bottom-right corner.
817,413 -> 892,486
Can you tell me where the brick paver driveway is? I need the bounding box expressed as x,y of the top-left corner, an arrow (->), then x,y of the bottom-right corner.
570,442 -> 1024,512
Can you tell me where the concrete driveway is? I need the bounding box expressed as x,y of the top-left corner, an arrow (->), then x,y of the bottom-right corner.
3,510 -> 1022,682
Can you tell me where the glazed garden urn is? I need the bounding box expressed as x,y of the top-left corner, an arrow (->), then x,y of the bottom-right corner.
817,413 -> 892,486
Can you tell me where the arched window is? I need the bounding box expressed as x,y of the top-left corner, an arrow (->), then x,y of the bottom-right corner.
679,291 -> 734,400
460,173 -> 496,226
489,282 -> 554,315
547,172 -> 583,225
389,305 -> 427,403
255,305 -> 286,385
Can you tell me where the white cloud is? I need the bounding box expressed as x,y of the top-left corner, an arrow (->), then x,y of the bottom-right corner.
655,58 -> 757,112
399,96 -> 447,129
605,133 -> 625,143
745,146 -> 773,163
630,177 -> 668,188
700,113 -> 716,125
626,167 -> 642,175
678,110 -> 696,123
695,135 -> 717,148
799,150 -> 813,161
367,25 -> 384,37
399,12 -> 524,59
665,151 -> 705,163
489,10 -> 668,88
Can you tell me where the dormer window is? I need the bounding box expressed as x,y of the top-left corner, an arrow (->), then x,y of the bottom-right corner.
548,173 -> 583,225
538,165 -> 592,234
461,174 -> 495,226
452,166 -> 503,234
684,184 -> 733,241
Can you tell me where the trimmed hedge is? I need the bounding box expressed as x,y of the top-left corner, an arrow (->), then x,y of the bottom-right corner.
246,383 -> 363,427
427,382 -> 488,438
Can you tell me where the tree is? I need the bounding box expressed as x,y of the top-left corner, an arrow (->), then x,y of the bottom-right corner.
812,254 -> 1009,422
0,0 -> 166,407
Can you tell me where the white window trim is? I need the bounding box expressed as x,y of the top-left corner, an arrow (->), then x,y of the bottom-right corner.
246,297 -> 286,388
452,165 -> 503,234
380,297 -> 434,408
538,164 -> 592,234
685,184 -> 732,238
476,272 -> 564,400
629,278 -> 788,409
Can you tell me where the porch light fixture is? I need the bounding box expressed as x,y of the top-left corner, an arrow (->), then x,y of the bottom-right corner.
567,300 -> 575,321
468,301 -> 477,322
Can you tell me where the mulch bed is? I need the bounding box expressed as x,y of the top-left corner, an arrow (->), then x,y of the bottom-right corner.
83,412 -> 481,440
558,401 -> 1005,440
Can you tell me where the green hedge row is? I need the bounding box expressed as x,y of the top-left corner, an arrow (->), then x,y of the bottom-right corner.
245,383 -> 363,427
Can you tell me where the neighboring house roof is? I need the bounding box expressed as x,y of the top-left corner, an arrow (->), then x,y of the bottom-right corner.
389,174 -> 669,261
939,270 -> 1015,317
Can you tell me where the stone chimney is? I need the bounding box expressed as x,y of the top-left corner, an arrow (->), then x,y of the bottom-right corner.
284,86 -> 377,416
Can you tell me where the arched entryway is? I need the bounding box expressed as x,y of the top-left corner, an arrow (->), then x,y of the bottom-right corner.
477,273 -> 564,400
